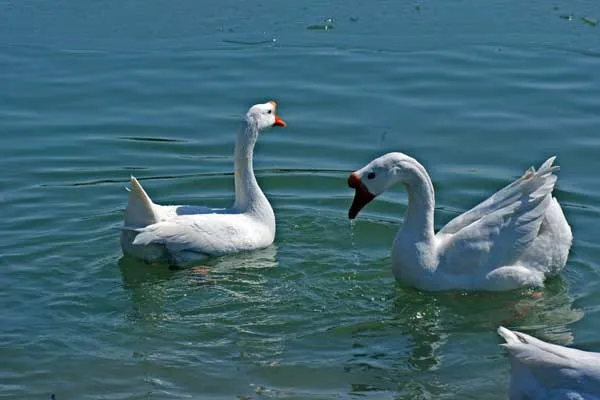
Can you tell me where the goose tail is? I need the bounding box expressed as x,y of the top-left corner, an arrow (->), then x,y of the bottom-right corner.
123,176 -> 158,228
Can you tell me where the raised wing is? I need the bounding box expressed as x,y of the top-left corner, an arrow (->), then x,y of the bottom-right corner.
439,157 -> 558,235
436,159 -> 558,274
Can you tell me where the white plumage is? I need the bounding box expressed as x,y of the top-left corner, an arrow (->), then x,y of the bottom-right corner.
348,153 -> 572,291
498,326 -> 600,400
120,101 -> 286,265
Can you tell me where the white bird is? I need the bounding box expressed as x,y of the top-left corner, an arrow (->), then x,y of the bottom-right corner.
347,152 -> 572,291
498,326 -> 600,400
121,101 -> 286,265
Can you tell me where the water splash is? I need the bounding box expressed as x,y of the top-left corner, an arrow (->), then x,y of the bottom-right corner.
349,219 -> 361,266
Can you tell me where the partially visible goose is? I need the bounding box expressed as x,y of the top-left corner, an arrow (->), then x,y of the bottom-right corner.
121,101 -> 286,265
498,326 -> 600,400
347,153 -> 572,291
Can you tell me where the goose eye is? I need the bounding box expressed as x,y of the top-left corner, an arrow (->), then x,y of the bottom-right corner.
267,110 -> 272,114
367,172 -> 376,180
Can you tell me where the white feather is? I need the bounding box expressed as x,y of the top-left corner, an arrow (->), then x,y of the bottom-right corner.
498,326 -> 600,400
350,153 -> 572,291
120,101 -> 284,265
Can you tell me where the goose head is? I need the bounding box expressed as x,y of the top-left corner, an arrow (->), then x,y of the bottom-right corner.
245,100 -> 287,131
348,152 -> 418,219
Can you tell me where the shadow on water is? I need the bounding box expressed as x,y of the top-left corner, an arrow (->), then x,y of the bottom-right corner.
119,136 -> 185,143
118,254 -> 174,288
118,255 -> 174,325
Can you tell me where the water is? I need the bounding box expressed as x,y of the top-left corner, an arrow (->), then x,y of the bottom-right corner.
1,0 -> 600,398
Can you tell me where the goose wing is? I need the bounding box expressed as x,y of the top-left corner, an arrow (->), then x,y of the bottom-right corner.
439,157 -> 557,235
436,158 -> 558,274
128,214 -> 256,256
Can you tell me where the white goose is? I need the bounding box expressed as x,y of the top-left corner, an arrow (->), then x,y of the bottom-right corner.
347,153 -> 572,291
121,101 -> 286,265
498,326 -> 600,399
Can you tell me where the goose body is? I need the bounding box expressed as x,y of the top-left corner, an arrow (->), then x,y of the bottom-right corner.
120,101 -> 286,265
498,326 -> 600,400
347,153 -> 572,291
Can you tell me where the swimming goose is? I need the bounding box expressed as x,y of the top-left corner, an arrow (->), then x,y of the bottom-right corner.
498,326 -> 600,399
347,153 -> 572,291
121,101 -> 286,265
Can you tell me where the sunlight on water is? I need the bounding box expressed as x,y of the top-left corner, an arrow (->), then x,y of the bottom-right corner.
1,0 -> 600,398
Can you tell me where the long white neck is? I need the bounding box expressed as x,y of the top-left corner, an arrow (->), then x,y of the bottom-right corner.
391,157 -> 438,282
232,121 -> 274,222
400,161 -> 436,243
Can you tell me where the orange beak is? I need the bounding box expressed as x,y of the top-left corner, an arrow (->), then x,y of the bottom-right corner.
348,172 -> 375,219
274,115 -> 286,127
268,100 -> 287,127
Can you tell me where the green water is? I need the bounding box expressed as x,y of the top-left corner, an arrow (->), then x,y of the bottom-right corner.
2,0 -> 600,398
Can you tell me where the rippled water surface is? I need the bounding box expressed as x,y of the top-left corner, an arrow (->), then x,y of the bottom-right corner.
2,0 -> 600,398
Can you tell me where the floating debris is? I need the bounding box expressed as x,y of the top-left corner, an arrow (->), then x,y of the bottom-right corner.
581,16 -> 598,27
558,13 -> 597,27
380,131 -> 388,144
223,38 -> 277,45
306,24 -> 333,31
349,16 -> 359,23
307,17 -> 335,31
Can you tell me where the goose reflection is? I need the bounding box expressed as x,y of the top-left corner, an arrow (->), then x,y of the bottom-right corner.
344,276 -> 585,396
118,245 -> 280,324
498,278 -> 584,346
393,275 -> 583,371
